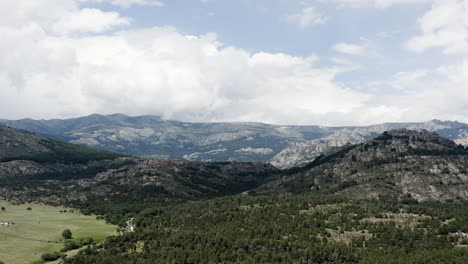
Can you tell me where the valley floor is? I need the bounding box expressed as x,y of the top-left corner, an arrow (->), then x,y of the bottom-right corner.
0,202 -> 116,264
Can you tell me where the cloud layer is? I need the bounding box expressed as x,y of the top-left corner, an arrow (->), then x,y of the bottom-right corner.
0,0 -> 468,126
406,0 -> 468,54
0,0 -> 369,125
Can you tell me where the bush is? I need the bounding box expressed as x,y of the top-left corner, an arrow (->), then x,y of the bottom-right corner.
41,252 -> 61,261
62,229 -> 73,239
79,237 -> 94,246
63,239 -> 80,251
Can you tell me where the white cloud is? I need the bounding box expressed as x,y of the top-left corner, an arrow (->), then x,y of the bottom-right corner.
1,0 -> 468,126
53,8 -> 130,35
359,61 -> 468,123
283,6 -> 327,29
0,0 -> 370,125
80,0 -> 165,8
0,0 -> 130,36
332,43 -> 365,55
321,0 -> 433,8
406,0 -> 468,54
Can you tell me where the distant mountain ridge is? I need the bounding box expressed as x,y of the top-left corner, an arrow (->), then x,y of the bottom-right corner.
1,114 -> 468,166
0,114 -> 336,162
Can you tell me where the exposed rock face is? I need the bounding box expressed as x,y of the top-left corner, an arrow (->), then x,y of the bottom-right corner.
0,114 -> 333,162
271,130 -> 372,169
4,114 -> 468,164
0,160 -> 48,178
259,130 -> 468,202
272,121 -> 468,169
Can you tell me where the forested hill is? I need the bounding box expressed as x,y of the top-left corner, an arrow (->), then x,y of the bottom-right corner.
65,194 -> 468,264
259,129 -> 468,202
3,128 -> 468,209
0,124 -> 124,164
0,124 -> 280,210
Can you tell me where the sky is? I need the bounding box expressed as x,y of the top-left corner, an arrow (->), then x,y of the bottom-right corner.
0,0 -> 468,126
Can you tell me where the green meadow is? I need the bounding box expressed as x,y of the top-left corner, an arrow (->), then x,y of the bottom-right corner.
0,201 -> 117,264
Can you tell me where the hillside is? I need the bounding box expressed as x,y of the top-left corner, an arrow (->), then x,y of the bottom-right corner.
271,129 -> 372,169
0,125 -> 279,215
272,120 -> 468,169
0,114 -> 334,162
0,124 -> 124,164
3,114 -> 468,165
2,126 -> 468,263
261,130 -> 468,202
65,194 -> 468,264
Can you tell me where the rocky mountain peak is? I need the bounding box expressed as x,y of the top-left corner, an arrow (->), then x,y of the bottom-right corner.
260,130 -> 468,202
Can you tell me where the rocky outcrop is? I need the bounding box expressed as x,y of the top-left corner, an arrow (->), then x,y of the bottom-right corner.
5,114 -> 468,164
259,130 -> 468,202
271,130 -> 372,169
271,121 -> 468,169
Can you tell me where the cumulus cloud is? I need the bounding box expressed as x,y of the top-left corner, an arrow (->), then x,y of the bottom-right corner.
79,0 -> 165,8
1,0 -> 468,126
321,0 -> 433,8
283,6 -> 327,29
52,8 -> 130,35
0,0 -> 130,36
406,0 -> 468,54
0,0 -> 370,125
332,43 -> 365,55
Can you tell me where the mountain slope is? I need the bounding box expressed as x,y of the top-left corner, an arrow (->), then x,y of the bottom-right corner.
271,129 -> 373,169
2,115 -> 468,165
272,120 -> 468,169
0,124 -> 125,164
260,130 -> 468,202
0,114 -> 334,162
0,125 -> 279,210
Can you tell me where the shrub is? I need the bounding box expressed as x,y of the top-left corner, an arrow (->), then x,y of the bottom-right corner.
41,252 -> 61,261
79,237 -> 94,246
62,229 -> 73,239
63,239 -> 80,251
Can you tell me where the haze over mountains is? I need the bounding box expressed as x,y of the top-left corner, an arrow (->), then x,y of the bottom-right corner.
2,114 -> 468,169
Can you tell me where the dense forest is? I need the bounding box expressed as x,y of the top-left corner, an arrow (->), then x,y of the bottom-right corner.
65,194 -> 468,264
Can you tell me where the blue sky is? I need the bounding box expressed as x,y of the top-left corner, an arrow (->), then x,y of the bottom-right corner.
0,0 -> 467,125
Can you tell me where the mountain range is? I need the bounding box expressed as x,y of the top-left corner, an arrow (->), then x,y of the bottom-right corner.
2,122 -> 468,263
1,114 -> 468,169
2,122 -> 468,204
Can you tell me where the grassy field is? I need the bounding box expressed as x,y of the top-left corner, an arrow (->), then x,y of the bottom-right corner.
0,201 -> 117,264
